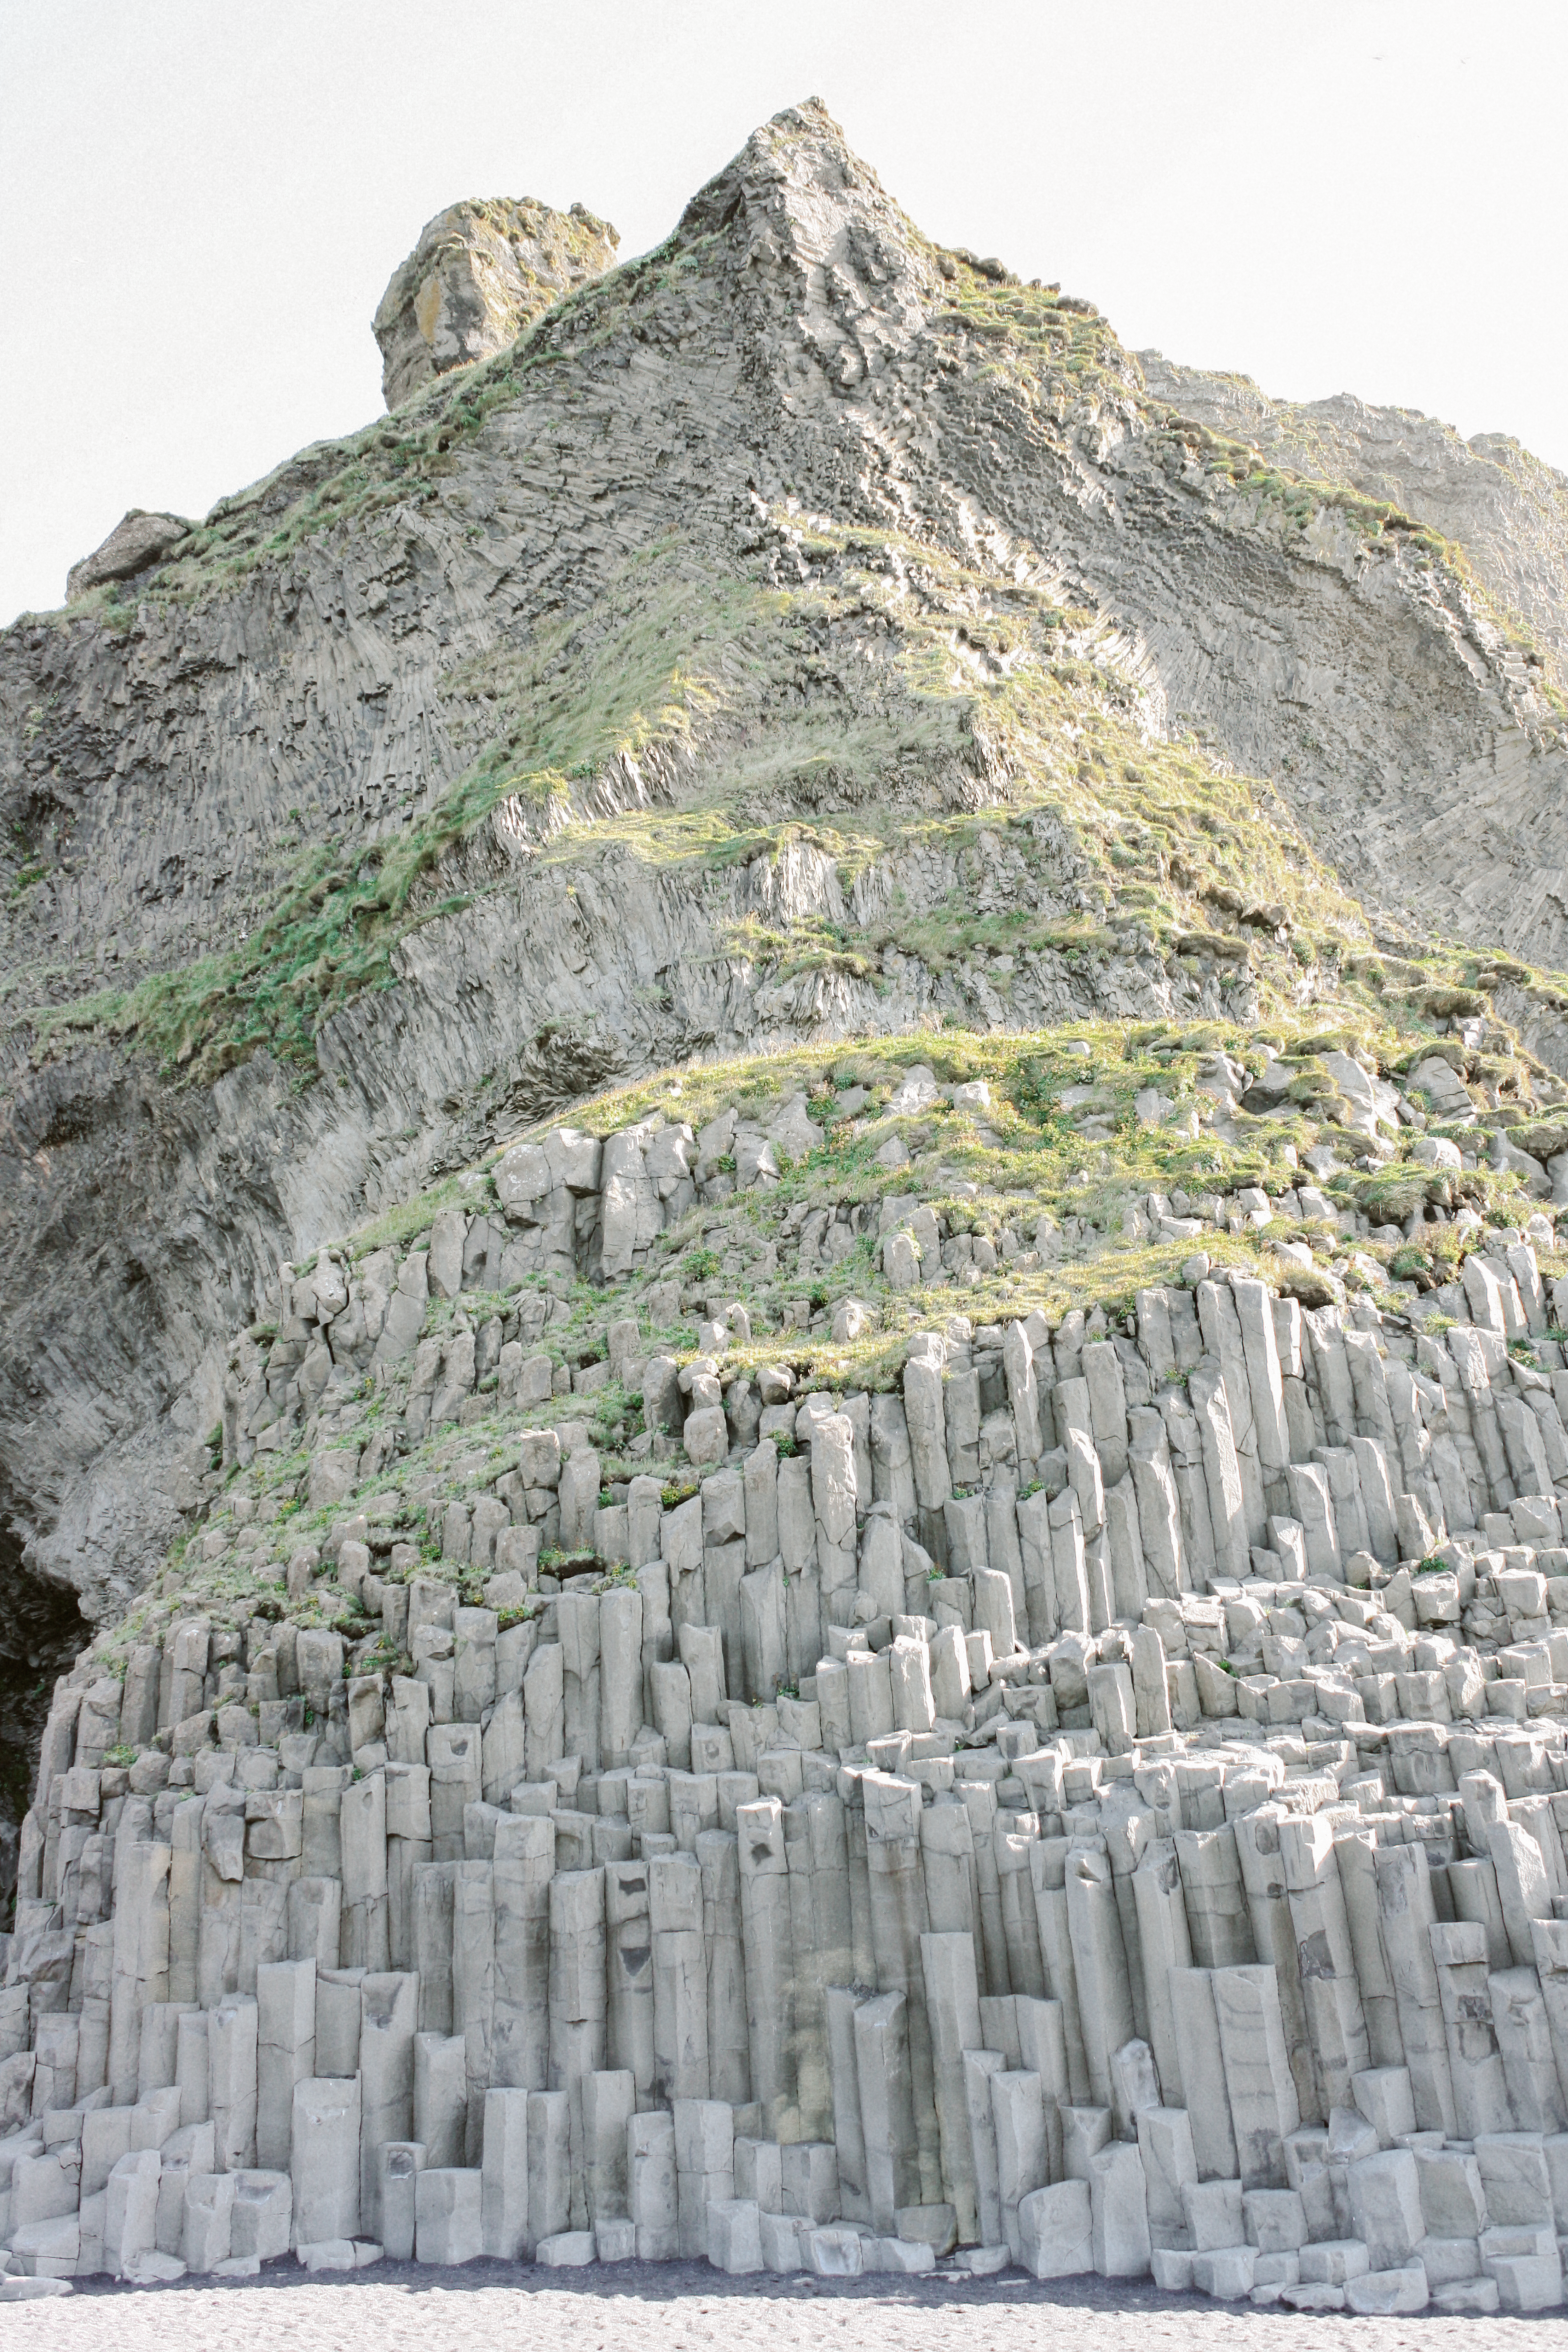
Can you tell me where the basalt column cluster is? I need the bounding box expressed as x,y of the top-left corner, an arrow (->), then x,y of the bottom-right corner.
5,1122 -> 1568,2313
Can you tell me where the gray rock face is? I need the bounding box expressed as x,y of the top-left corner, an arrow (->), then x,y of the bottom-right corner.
372,196 -> 619,409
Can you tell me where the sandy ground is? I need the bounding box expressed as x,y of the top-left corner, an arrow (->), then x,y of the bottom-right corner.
0,2255 -> 1552,2350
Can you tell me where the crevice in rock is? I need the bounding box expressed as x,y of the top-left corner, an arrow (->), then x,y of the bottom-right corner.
0,1500 -> 88,1919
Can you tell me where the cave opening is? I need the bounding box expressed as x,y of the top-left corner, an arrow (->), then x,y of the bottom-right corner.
0,1512 -> 90,1920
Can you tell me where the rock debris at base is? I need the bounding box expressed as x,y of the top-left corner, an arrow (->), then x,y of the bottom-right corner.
0,2261 -> 1546,2347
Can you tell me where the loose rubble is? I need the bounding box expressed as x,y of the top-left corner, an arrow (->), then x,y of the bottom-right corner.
6,1086 -> 1568,2315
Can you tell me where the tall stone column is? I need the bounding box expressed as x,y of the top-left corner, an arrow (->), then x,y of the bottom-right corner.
492,1812 -> 552,2090
996,1828 -> 1047,2000
1373,1841 -> 1458,2135
649,1851 -> 710,2103
841,1769 -> 877,1984
340,1771 -> 390,1971
1335,1825 -> 1401,2070
168,1802 -> 201,2006
1064,1844 -> 1134,2113
785,1788 -> 852,2141
673,2096 -> 734,2256
209,1994 -> 258,2174
808,1991 -> 862,2239
414,2030 -> 468,2165
1278,1813 -> 1368,2119
549,1866 -> 608,2230
109,1826 -> 171,2107
480,2084 -> 529,2259
737,1796 -> 796,2139
1429,1919 -> 1512,2137
1490,1964 -> 1566,2132
255,1958 -> 315,2170
853,1990 -> 920,2233
1131,1842 -> 1192,2107
1167,1968 -> 1236,2181
523,1642 -> 565,1781
582,2066 -> 635,2224
605,1855 -> 656,2107
992,2068 -> 1048,2261
413,1859 -> 457,2032
863,1771 -> 942,2203
1211,1963 -> 1298,2187
526,2086 -> 571,2254
1233,1806 -> 1319,2122
697,1829 -> 750,2106
289,1874 -> 345,1970
599,1586 -> 644,1771
1016,1995 -> 1068,2182
920,1930 -> 982,2243
360,1970 -> 418,2236
921,1794 -> 979,1940
740,1563 -> 787,1701
1174,1824 -> 1255,1969
1029,1839 -> 1091,2106
778,1456 -> 822,1681
962,2045 -> 1005,2246
663,1496 -> 706,1649
453,1859 -> 495,2162
964,1780 -> 1010,1998
636,1563 -> 673,1726
629,2109 -> 678,2259
291,2073 -> 360,2245
558,1592 -> 602,1775
1532,1918 -> 1568,2112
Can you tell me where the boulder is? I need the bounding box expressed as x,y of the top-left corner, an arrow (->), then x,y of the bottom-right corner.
373,198 -> 618,409
66,510 -> 190,601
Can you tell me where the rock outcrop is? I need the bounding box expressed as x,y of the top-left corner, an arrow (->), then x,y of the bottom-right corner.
372,196 -> 619,409
65,513 -> 190,604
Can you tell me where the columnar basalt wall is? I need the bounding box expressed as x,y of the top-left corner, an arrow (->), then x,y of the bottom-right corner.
5,1105 -> 1568,2313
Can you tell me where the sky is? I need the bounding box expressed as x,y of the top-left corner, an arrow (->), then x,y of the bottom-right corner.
3,0 -> 1565,624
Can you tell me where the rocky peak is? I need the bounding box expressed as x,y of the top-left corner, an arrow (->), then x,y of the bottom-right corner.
672,96 -> 939,324
372,194 -> 619,409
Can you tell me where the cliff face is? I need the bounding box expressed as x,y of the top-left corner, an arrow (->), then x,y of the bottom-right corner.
1138,350 -> 1568,687
2,100 -> 1566,1704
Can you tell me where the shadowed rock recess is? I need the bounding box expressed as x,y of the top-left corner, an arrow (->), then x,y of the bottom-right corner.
7,101 -> 1568,2309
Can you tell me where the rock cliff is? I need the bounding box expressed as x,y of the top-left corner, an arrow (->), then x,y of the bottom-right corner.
5,108 -> 1568,2294
1137,352 -> 1568,687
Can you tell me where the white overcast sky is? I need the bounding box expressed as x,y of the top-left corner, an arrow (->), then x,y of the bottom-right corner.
3,0 -> 1564,623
